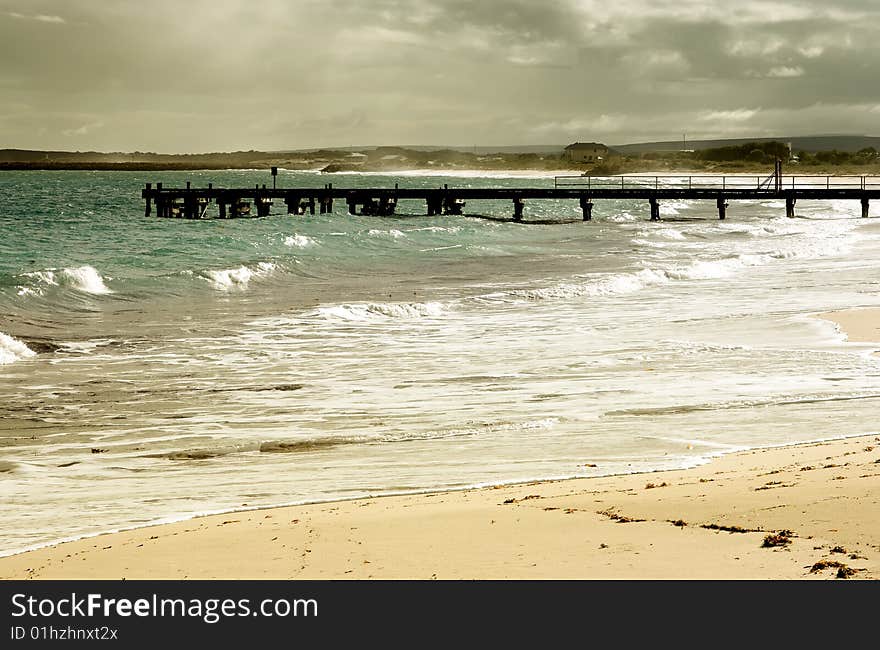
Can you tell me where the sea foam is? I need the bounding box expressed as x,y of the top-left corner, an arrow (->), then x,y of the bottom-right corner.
0,332 -> 36,365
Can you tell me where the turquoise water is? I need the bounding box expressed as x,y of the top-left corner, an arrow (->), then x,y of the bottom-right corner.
2,169 -> 879,553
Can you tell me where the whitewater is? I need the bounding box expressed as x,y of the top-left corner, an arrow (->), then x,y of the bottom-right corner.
1,169 -> 879,554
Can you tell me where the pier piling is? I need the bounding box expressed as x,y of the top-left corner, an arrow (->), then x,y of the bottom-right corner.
579,196 -> 593,221
426,196 -> 443,216
649,197 -> 660,221
785,196 -> 797,218
717,196 -> 728,220
513,197 -> 525,221
443,197 -> 465,215
862,197 -> 870,218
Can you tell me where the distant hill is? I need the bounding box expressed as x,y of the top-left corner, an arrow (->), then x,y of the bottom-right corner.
277,145 -> 566,155
3,135 -> 878,172
612,135 -> 880,154
0,146 -> 572,172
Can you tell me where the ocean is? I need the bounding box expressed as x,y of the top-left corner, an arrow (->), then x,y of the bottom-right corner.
1,168 -> 879,555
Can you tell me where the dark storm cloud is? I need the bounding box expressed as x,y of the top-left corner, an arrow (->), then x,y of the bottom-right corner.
0,0 -> 878,151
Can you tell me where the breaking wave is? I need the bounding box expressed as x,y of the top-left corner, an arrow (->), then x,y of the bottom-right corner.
284,234 -> 316,248
312,301 -> 449,321
0,331 -> 35,365
201,262 -> 277,290
367,228 -> 406,239
18,265 -> 113,295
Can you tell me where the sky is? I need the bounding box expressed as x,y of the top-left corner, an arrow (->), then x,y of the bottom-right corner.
1,0 -> 878,152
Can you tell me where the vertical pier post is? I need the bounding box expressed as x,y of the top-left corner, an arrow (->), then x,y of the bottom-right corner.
513,197 -> 525,221
322,185 -> 334,214
219,201 -> 227,219
649,197 -> 660,221
154,182 -> 164,216
144,183 -> 152,217
308,197 -> 316,215
427,195 -> 442,216
286,194 -> 300,214
579,196 -> 593,221
861,197 -> 870,218
184,195 -> 196,219
347,192 -> 358,215
716,196 -> 728,220
785,195 -> 796,218
256,197 -> 272,217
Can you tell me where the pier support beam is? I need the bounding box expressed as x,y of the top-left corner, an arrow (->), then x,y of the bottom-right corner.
319,195 -> 333,214
513,197 -> 525,221
426,196 -> 443,216
231,198 -> 250,217
443,197 -> 464,215
716,196 -> 728,220
649,197 -> 660,221
862,197 -> 870,218
579,196 -> 593,221
347,193 -> 359,215
256,197 -> 272,217
219,201 -> 227,219
785,196 -> 797,218
361,198 -> 379,216
379,197 -> 397,216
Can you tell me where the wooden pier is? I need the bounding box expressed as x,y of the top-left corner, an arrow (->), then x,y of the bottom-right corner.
141,167 -> 880,222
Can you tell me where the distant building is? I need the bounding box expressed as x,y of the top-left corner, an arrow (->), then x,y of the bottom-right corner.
564,142 -> 608,163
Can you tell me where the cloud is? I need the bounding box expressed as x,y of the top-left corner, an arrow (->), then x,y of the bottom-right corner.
1,1 -> 879,151
62,122 -> 104,137
699,109 -> 759,122
767,66 -> 805,78
7,12 -> 65,23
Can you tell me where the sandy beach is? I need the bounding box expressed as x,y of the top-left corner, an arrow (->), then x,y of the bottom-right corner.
2,308 -> 878,580
820,307 -> 880,349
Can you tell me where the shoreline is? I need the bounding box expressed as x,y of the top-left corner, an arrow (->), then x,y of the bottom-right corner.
2,431 -> 877,580
2,310 -> 877,580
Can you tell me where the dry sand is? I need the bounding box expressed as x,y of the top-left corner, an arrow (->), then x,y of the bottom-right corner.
2,310 -> 878,580
820,307 -> 880,348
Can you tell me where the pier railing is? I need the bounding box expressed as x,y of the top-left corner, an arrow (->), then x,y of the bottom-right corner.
554,174 -> 880,191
